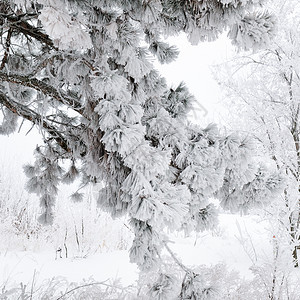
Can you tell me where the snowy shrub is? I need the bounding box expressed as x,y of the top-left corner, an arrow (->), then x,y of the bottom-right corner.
0,276 -> 135,300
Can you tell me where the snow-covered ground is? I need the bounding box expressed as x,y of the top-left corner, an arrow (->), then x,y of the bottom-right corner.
0,249 -> 138,288
0,213 -> 272,289
170,214 -> 272,279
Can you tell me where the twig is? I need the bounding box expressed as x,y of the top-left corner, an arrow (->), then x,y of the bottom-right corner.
25,123 -> 35,136
17,117 -> 25,133
163,240 -> 191,274
64,227 -> 68,259
55,280 -> 123,300
0,28 -> 13,71
30,269 -> 36,300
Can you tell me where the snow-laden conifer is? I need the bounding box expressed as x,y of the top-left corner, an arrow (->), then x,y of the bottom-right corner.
0,0 -> 279,276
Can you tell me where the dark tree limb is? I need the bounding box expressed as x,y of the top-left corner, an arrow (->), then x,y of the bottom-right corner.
1,13 -> 97,72
0,91 -> 72,153
0,27 -> 13,70
0,72 -> 85,115
0,13 -> 57,50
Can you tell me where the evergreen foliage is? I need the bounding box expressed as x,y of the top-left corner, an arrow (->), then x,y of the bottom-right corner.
0,0 -> 278,274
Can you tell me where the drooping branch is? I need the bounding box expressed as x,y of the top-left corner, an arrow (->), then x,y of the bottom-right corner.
0,91 -> 72,153
1,13 -> 97,72
0,13 -> 57,50
0,72 -> 85,115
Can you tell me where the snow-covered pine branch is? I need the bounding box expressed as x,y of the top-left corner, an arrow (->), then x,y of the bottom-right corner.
0,0 -> 279,273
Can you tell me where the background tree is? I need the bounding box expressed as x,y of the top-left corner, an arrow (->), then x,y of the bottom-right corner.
215,0 -> 300,266
0,1 -> 278,289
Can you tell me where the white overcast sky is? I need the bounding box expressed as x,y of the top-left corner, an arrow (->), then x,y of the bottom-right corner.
155,32 -> 235,126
